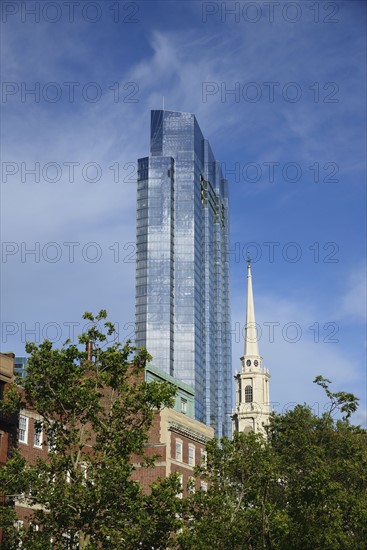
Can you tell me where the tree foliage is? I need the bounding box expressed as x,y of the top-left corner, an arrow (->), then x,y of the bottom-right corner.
0,310 -> 182,549
1,316 -> 366,550
177,377 -> 367,550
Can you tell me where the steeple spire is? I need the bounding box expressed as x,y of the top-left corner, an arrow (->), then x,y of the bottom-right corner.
232,262 -> 271,435
244,260 -> 259,357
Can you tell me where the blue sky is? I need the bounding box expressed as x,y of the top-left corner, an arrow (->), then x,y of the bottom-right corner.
1,0 -> 366,426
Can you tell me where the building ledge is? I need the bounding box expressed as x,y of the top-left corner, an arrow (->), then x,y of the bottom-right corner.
168,422 -> 212,444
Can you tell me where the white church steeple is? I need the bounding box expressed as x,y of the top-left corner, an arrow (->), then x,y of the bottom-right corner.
232,261 -> 271,435
244,261 -> 259,357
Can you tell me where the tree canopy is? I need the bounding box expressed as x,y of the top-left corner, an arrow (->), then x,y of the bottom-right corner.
1,311 -> 366,550
178,377 -> 367,550
0,310 -> 182,549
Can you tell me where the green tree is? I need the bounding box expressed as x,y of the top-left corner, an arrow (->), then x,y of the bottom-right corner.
177,432 -> 285,550
177,377 -> 367,550
269,377 -> 367,549
0,310 -> 182,549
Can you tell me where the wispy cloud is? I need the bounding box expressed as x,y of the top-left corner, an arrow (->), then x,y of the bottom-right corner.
1,2 -> 365,425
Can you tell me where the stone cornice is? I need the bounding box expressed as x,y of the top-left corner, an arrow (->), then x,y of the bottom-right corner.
168,422 -> 212,444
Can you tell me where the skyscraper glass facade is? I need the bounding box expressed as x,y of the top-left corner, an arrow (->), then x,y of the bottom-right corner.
135,110 -> 232,438
14,356 -> 28,378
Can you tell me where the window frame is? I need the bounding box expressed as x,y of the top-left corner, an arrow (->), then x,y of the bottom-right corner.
245,384 -> 253,403
19,414 -> 29,444
14,520 -> 24,531
200,449 -> 207,466
175,439 -> 183,462
33,422 -> 43,448
188,476 -> 196,493
180,397 -> 187,414
188,444 -> 195,466
177,474 -> 183,499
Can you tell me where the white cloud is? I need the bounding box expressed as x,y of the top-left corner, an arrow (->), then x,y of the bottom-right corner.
1,11 -> 365,426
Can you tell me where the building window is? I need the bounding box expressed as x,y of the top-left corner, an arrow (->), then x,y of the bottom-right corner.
200,449 -> 207,466
200,481 -> 208,492
47,423 -> 57,452
245,385 -> 253,403
188,476 -> 196,493
34,422 -> 43,448
188,445 -> 195,466
180,398 -> 187,414
175,440 -> 182,461
19,415 -> 28,444
177,475 -> 183,499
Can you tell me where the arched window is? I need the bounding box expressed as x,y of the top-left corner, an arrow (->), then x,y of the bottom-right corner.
245,385 -> 253,403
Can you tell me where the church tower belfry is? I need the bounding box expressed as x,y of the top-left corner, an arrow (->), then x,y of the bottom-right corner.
232,262 -> 271,435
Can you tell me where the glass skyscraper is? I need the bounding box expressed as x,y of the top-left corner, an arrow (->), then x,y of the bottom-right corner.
135,110 -> 232,438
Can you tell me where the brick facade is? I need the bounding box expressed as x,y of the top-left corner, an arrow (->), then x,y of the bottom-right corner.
2,356 -> 214,539
132,407 -> 213,496
0,353 -> 18,543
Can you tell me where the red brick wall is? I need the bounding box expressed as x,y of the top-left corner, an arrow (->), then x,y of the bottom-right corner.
170,434 -> 205,466
131,464 -> 167,492
170,433 -> 206,495
0,431 -> 11,466
18,416 -> 49,464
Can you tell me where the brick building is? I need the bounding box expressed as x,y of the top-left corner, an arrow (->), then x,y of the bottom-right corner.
5,359 -> 214,536
0,353 -> 17,467
15,405 -> 49,527
132,365 -> 214,495
0,353 -> 18,543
